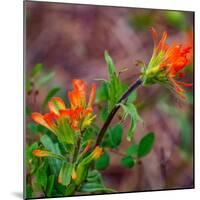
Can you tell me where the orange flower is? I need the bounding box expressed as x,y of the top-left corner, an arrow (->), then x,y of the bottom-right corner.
31,79 -> 96,134
142,28 -> 192,99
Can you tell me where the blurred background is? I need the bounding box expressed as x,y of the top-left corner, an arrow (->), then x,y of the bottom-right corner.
25,1 -> 194,194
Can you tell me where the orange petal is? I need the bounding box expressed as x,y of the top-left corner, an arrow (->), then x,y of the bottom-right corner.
43,113 -> 56,129
87,83 -> 96,109
51,97 -> 66,110
156,31 -> 167,53
82,140 -> 93,154
59,109 -> 71,118
48,97 -> 66,115
31,112 -> 49,128
92,146 -> 103,160
32,149 -> 50,157
150,27 -> 158,47
176,81 -> 193,87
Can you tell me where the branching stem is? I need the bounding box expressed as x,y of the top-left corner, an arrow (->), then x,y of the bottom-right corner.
95,78 -> 142,146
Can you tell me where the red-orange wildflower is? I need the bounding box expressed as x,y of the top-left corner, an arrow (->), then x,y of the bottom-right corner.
142,28 -> 192,99
31,79 -> 96,133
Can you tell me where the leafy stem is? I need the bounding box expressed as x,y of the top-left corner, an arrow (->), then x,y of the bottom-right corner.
95,78 -> 142,146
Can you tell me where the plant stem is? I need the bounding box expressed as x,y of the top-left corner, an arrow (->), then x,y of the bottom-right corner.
95,78 -> 142,146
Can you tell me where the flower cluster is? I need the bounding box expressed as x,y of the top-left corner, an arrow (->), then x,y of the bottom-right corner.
32,79 -> 96,137
141,28 -> 192,99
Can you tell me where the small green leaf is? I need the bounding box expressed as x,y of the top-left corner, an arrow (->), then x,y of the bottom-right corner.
104,51 -> 116,77
121,156 -> 135,168
100,104 -> 109,121
125,144 -> 138,156
95,82 -> 109,103
109,124 -> 123,148
35,162 -> 48,189
138,132 -> 155,158
86,170 -> 101,183
31,63 -> 43,78
79,182 -> 115,193
40,134 -> 62,174
42,87 -> 61,108
37,72 -> 54,87
46,175 -> 55,197
95,152 -> 110,170
120,102 -> 142,141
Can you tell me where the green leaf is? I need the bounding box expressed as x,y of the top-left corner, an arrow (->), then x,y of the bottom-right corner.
26,184 -> 33,198
27,122 -> 38,134
64,182 -> 76,196
125,144 -> 139,156
109,124 -> 123,148
79,182 -> 115,193
138,132 -> 155,158
121,156 -> 135,168
35,161 -> 48,189
86,170 -> 101,183
127,91 -> 137,103
95,82 -> 109,103
104,51 -> 116,77
31,63 -> 43,78
95,152 -> 110,170
46,175 -> 55,197
120,102 -> 142,141
37,72 -> 54,87
57,119 -> 76,145
58,162 -> 73,186
100,104 -> 109,121
42,87 -> 61,108
40,134 -> 62,174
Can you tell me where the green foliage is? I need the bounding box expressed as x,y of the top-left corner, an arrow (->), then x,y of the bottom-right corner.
86,170 -> 102,182
40,134 -> 62,174
121,156 -> 135,168
31,63 -> 43,78
129,14 -> 154,30
27,122 -> 38,134
164,11 -> 187,30
95,152 -> 110,170
35,161 -> 48,190
120,102 -> 142,141
138,132 -> 155,158
37,72 -> 55,87
58,162 -> 73,186
109,124 -> 123,148
101,124 -> 123,149
26,142 -> 39,174
79,182 -> 115,193
127,91 -> 137,103
104,51 -> 116,77
42,87 -> 61,108
57,119 -> 76,145
96,51 -> 127,111
46,175 -> 55,197
95,82 -> 109,103
125,144 -> 139,156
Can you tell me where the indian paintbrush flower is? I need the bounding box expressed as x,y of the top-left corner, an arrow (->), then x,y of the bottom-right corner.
141,28 -> 192,99
31,79 -> 96,143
